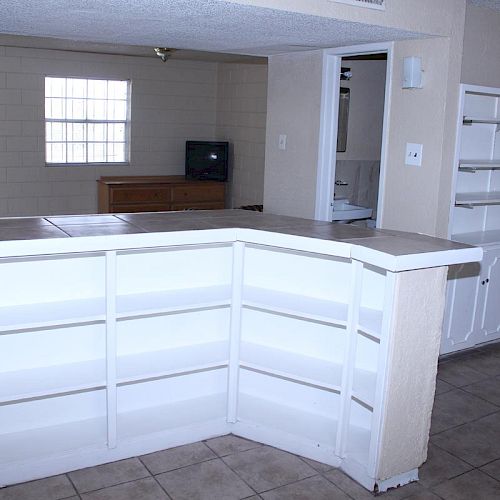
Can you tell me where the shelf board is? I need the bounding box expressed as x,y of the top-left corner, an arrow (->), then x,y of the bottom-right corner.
0,360 -> 106,404
116,285 -> 231,318
242,286 -> 348,326
117,341 -> 228,385
452,229 -> 500,246
117,393 -> 227,439
352,369 -> 377,409
0,416 -> 107,465
463,117 -> 500,125
459,160 -> 500,170
0,297 -> 105,332
238,393 -> 339,445
358,308 -> 382,339
455,192 -> 500,206
239,342 -> 342,391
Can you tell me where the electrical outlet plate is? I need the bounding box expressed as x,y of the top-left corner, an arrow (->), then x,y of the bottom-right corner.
405,143 -> 423,166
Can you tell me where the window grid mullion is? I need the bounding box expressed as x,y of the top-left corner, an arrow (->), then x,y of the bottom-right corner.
45,76 -> 129,165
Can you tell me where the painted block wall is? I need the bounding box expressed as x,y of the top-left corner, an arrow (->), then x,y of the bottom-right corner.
0,45 -> 268,217
0,46 -> 217,216
215,63 -> 268,208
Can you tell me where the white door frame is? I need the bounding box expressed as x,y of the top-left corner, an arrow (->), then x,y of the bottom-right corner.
315,41 -> 394,226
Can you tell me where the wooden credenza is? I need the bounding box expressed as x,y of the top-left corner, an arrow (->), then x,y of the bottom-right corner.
97,176 -> 225,214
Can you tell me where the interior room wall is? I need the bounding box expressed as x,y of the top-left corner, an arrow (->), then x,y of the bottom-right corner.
263,50 -> 324,219
0,46 -> 218,216
334,59 -> 386,214
461,3 -> 500,88
215,62 -> 268,208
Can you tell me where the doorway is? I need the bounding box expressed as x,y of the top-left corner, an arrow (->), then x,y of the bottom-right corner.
315,42 -> 393,226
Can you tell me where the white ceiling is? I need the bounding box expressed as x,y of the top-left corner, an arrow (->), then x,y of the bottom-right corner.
0,0 -> 425,57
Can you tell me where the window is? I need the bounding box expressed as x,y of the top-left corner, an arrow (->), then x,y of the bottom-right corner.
45,77 -> 130,165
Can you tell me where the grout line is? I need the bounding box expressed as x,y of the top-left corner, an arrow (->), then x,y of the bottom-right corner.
138,453 -> 220,476
63,473 -> 81,499
149,473 -> 174,500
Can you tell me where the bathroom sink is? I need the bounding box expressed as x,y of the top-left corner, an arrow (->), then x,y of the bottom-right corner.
332,199 -> 373,222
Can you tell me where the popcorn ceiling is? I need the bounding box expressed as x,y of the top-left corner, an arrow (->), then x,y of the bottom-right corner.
0,0 -> 424,56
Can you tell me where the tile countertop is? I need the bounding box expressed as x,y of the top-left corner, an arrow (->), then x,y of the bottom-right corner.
0,210 -> 482,272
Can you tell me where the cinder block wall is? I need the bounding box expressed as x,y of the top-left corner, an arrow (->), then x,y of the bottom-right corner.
216,63 -> 267,208
0,45 -> 267,217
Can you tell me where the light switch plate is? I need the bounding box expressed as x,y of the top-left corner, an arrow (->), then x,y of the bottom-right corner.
279,134 -> 287,150
405,143 -> 423,166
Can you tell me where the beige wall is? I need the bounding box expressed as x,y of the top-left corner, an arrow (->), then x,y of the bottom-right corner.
216,63 -> 268,208
263,51 -> 324,219
0,45 -> 269,217
263,1 -> 467,236
382,36 -> 463,236
0,46 -> 217,216
461,3 -> 500,88
337,59 -> 386,162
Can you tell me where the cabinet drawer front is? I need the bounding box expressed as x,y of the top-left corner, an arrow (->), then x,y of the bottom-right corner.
109,203 -> 171,213
111,187 -> 171,204
171,184 -> 224,202
171,202 -> 225,211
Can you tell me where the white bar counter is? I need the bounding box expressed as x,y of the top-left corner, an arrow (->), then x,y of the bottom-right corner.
0,210 -> 482,493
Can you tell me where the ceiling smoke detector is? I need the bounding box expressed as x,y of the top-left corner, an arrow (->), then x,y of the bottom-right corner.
154,47 -> 176,62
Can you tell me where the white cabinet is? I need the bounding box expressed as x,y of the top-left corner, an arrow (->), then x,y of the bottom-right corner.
443,84 -> 500,354
477,247 -> 500,339
442,246 -> 500,354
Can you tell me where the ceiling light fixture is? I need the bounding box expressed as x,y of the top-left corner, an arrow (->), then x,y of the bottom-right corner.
154,47 -> 176,62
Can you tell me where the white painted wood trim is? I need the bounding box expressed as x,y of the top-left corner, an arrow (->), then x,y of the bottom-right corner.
315,41 -> 393,227
105,251 -> 117,449
336,260 -> 363,457
226,241 -> 245,423
315,53 -> 341,221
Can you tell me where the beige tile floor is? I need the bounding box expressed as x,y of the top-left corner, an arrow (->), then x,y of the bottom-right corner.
3,343 -> 500,500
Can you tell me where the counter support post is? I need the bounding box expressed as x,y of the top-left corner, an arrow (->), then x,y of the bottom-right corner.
227,241 -> 245,423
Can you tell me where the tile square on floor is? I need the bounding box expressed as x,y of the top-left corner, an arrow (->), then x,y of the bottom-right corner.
140,441 -> 216,475
430,388 -> 498,434
431,412 -> 500,467
68,457 -> 150,493
417,443 -> 472,488
323,469 -> 374,499
481,457 -> 500,481
204,434 -> 262,457
0,475 -> 76,500
437,359 -> 489,387
155,458 -> 254,500
431,469 -> 500,500
80,477 -> 169,500
461,376 -> 500,406
221,446 -> 316,493
260,475 -> 350,499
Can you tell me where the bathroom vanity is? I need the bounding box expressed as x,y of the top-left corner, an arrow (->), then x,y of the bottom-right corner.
0,210 -> 480,492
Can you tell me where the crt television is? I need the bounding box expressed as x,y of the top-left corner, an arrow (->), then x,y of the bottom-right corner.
185,141 -> 229,181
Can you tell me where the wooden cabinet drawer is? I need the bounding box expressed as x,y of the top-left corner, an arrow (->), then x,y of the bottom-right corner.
171,183 -> 224,203
109,203 -> 171,213
111,186 -> 171,204
171,201 -> 225,211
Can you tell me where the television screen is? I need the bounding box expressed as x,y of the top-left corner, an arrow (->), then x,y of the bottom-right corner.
185,141 -> 228,181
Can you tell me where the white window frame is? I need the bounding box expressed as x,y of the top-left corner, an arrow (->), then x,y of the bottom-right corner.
44,76 -> 131,166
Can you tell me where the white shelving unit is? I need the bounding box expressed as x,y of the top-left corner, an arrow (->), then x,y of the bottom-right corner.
443,84 -> 500,353
0,228 -> 468,493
